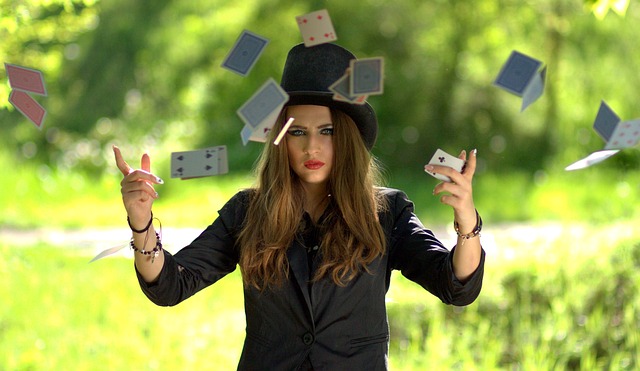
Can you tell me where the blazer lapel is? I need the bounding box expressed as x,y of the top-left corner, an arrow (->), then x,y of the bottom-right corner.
287,240 -> 313,319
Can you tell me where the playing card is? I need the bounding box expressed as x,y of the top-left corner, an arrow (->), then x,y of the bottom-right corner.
240,119 -> 276,145
216,146 -> 229,175
5,63 -> 47,96
333,93 -> 367,105
171,146 -> 227,179
521,66 -> 546,112
296,9 -> 337,47
221,30 -> 269,76
593,100 -> 621,142
494,51 -> 542,96
328,69 -> 367,104
564,149 -> 620,171
350,57 -> 384,96
605,119 -> 640,150
9,90 -> 46,129
425,149 -> 465,183
237,78 -> 289,129
89,243 -> 128,263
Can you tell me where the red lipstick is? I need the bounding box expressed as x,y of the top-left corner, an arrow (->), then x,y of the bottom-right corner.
304,160 -> 325,170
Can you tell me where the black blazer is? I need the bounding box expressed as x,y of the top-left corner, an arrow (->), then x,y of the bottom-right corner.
137,188 -> 485,370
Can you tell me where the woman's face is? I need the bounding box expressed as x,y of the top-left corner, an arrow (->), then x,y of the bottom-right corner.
285,105 -> 334,190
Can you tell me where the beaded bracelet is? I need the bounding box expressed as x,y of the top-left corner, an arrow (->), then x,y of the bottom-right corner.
127,212 -> 153,234
130,232 -> 162,263
454,209 -> 482,246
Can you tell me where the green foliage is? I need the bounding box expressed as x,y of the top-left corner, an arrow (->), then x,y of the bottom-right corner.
385,238 -> 640,370
2,0 -> 639,177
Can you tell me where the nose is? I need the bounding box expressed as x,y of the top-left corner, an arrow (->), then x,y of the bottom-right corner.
304,132 -> 321,154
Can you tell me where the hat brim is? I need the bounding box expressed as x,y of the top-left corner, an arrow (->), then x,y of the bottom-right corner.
286,91 -> 377,150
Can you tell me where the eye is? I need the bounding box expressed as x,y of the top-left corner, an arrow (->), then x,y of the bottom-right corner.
320,127 -> 334,135
287,128 -> 305,136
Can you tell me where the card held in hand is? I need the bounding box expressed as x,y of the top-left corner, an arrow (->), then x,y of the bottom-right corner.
237,78 -> 289,129
221,30 -> 269,76
296,9 -> 337,47
425,148 -> 465,183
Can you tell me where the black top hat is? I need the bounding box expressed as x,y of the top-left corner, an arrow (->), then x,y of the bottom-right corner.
280,43 -> 378,150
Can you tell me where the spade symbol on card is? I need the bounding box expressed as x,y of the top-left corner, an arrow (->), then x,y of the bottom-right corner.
171,146 -> 229,179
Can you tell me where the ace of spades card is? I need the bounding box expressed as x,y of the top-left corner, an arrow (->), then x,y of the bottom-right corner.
296,9 -> 338,47
170,146 -> 228,179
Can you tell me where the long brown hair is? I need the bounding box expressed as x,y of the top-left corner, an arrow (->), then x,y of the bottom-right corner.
238,107 -> 387,290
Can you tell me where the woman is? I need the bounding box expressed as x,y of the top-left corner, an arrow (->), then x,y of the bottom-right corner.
114,43 -> 485,370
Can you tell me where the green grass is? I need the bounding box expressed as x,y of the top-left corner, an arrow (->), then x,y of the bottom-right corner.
3,226 -> 639,370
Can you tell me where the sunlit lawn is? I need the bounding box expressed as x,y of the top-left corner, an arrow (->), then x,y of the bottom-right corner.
3,224 -> 639,370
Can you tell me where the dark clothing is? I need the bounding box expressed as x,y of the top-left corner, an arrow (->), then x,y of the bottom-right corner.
137,188 -> 485,370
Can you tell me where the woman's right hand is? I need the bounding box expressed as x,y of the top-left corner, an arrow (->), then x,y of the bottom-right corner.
112,145 -> 163,229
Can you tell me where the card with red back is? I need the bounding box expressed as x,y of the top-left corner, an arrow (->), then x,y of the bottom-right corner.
5,63 -> 47,96
9,90 -> 46,129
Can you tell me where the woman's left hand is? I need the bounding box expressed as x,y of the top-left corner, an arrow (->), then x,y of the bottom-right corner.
424,149 -> 478,233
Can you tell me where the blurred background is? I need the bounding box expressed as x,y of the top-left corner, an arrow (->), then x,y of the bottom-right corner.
1,0 -> 639,369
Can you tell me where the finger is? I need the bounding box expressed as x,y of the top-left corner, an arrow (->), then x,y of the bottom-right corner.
141,152 -> 151,173
458,149 -> 467,161
462,148 -> 477,178
122,180 -> 158,200
113,145 -> 132,175
122,169 -> 164,186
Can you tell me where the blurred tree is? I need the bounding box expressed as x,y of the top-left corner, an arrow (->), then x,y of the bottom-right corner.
1,0 -> 638,177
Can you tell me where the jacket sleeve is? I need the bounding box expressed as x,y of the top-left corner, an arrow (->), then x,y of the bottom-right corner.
135,190 -> 250,306
385,189 -> 485,306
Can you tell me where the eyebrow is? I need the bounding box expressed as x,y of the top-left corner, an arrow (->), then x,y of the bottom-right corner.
288,123 -> 333,129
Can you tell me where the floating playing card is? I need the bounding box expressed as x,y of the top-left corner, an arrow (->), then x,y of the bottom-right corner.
590,101 -> 640,150
237,78 -> 288,129
494,51 -> 546,111
425,148 -> 465,183
89,243 -> 128,263
328,68 -> 368,105
9,90 -> 46,129
350,57 -> 384,96
5,63 -> 47,96
240,109 -> 280,145
221,30 -> 269,76
296,9 -> 337,47
593,100 -> 620,142
171,146 -> 228,179
605,119 -> 640,150
564,149 -> 620,171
